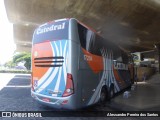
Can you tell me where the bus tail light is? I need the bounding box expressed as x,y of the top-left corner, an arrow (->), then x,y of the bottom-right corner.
62,73 -> 74,97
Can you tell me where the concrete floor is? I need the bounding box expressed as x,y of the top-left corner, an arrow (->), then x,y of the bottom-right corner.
108,73 -> 160,111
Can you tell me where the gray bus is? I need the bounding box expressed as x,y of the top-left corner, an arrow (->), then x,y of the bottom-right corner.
31,18 -> 134,109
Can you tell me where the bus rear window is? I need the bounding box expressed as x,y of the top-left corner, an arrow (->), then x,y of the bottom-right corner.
33,20 -> 69,44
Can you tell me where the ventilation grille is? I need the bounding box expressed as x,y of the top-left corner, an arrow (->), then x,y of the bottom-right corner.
34,57 -> 64,67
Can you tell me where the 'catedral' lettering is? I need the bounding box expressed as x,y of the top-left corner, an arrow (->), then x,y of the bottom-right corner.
37,22 -> 65,35
114,62 -> 128,70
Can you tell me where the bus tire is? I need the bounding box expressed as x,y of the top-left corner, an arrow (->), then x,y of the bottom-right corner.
100,87 -> 107,104
109,85 -> 114,100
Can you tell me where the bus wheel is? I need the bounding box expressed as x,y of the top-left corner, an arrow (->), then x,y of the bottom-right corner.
100,87 -> 107,103
109,85 -> 114,99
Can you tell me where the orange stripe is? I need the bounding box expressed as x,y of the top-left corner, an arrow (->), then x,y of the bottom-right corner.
32,41 -> 53,80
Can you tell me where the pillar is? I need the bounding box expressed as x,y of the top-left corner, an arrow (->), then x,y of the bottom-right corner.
155,44 -> 160,73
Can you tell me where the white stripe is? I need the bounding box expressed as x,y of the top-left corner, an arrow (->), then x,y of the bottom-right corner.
88,71 -> 105,105
93,54 -> 107,103
60,41 -> 62,56
89,49 -> 122,105
88,50 -> 106,105
103,55 -> 106,78
37,68 -> 53,86
105,57 -> 108,86
5,85 -> 31,88
54,18 -> 68,22
54,41 -> 60,58
109,51 -> 114,86
111,51 -> 120,92
110,51 -> 115,91
36,41 -> 59,93
109,51 -> 112,86
54,41 -> 60,67
53,67 -> 62,95
63,41 -> 67,85
37,67 -> 59,93
54,41 -> 62,95
106,51 -> 110,86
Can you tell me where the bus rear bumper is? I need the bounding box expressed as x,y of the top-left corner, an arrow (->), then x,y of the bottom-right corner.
31,90 -> 77,109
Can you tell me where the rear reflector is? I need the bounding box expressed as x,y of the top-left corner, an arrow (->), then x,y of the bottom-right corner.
62,73 -> 74,97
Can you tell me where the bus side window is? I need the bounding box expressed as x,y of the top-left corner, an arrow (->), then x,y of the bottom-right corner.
128,55 -> 133,64
113,49 -> 123,62
78,23 -> 102,56
86,30 -> 96,52
78,23 -> 87,49
90,35 -> 103,56
121,51 -> 128,64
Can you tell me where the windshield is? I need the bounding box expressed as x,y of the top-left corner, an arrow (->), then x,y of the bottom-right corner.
33,20 -> 69,44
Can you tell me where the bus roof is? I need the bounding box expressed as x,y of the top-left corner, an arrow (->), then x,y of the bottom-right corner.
38,18 -> 98,35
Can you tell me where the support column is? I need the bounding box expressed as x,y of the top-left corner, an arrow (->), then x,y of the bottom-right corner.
155,44 -> 160,73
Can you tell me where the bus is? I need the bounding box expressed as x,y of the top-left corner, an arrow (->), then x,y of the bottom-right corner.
31,18 -> 134,109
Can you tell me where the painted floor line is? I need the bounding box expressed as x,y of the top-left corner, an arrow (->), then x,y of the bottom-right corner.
5,85 -> 31,88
